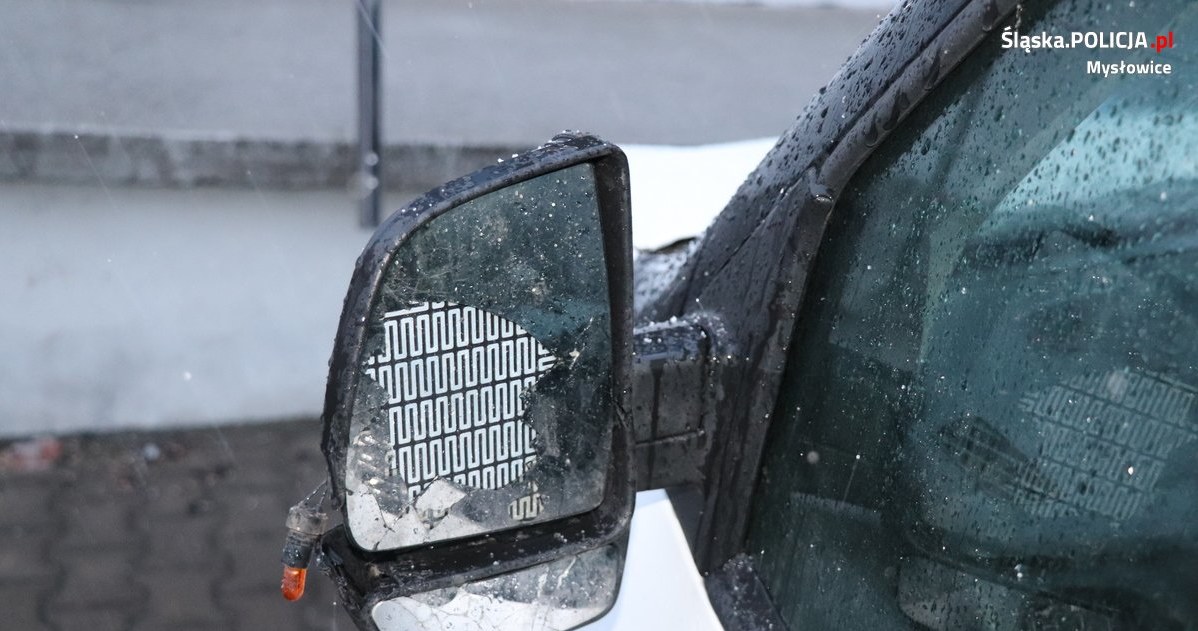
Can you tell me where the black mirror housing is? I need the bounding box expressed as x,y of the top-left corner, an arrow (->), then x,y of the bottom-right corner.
317,133 -> 635,629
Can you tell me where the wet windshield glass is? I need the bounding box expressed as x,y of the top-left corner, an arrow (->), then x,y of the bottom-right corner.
747,0 -> 1198,628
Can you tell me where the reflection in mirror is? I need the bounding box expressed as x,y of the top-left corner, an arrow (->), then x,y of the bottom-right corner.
344,164 -> 615,551
371,546 -> 621,631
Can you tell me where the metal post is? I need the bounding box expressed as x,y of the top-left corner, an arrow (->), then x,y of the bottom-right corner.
356,0 -> 382,228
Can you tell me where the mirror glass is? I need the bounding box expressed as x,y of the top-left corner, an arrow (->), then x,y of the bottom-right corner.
344,164 -> 615,550
371,546 -> 621,631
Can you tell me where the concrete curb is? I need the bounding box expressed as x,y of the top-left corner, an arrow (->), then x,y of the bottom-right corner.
0,126 -> 527,193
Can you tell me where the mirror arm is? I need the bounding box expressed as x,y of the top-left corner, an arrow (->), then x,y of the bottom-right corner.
631,318 -> 722,490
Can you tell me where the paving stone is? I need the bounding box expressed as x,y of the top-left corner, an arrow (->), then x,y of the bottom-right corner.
1,582 -> 54,631
0,546 -> 56,584
139,436 -> 229,470
132,569 -> 226,630
0,475 -> 59,528
49,550 -> 143,610
3,419 -> 368,629
218,424 -> 326,492
141,460 -> 234,499
219,453 -> 312,494
216,486 -> 290,538
218,531 -> 285,596
221,585 -> 314,631
58,501 -> 133,550
140,475 -> 211,519
131,624 -> 226,631
0,525 -> 57,583
140,514 -> 225,571
47,608 -> 132,631
220,582 -> 357,631
58,465 -> 145,505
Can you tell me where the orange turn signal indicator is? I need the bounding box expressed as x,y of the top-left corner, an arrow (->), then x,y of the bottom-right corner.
279,485 -> 328,602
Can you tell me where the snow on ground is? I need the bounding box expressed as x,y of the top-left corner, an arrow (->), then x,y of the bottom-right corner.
624,138 -> 777,250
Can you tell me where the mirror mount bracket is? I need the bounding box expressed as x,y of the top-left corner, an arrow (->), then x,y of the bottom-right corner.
631,317 -> 724,490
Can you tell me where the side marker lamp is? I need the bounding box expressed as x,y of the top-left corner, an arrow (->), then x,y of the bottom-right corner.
281,484 -> 329,601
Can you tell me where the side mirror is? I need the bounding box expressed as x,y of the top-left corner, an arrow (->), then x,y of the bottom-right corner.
316,133 -> 634,630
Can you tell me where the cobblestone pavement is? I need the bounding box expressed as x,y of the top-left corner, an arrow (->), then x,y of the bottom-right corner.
0,419 -> 357,630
